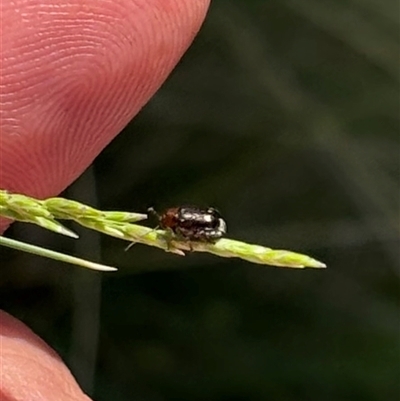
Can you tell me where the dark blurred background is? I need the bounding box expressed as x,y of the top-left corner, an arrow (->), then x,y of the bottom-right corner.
1,1 -> 399,400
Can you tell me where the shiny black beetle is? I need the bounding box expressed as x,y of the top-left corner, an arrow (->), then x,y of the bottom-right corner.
148,206 -> 227,242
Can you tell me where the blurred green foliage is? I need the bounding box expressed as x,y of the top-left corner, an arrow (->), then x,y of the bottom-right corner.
1,1 -> 399,400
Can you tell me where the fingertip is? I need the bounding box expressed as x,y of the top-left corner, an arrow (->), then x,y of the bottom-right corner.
0,311 -> 91,400
0,0 -> 210,199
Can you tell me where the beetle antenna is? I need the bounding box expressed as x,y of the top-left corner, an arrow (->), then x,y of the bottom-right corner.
125,207 -> 160,251
147,207 -> 160,220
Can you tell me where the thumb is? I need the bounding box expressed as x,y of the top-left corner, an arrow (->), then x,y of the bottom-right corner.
0,310 -> 91,400
0,0 -> 209,202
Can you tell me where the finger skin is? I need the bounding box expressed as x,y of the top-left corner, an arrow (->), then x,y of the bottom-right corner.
0,0 -> 210,199
0,311 -> 91,400
0,0 -> 210,398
